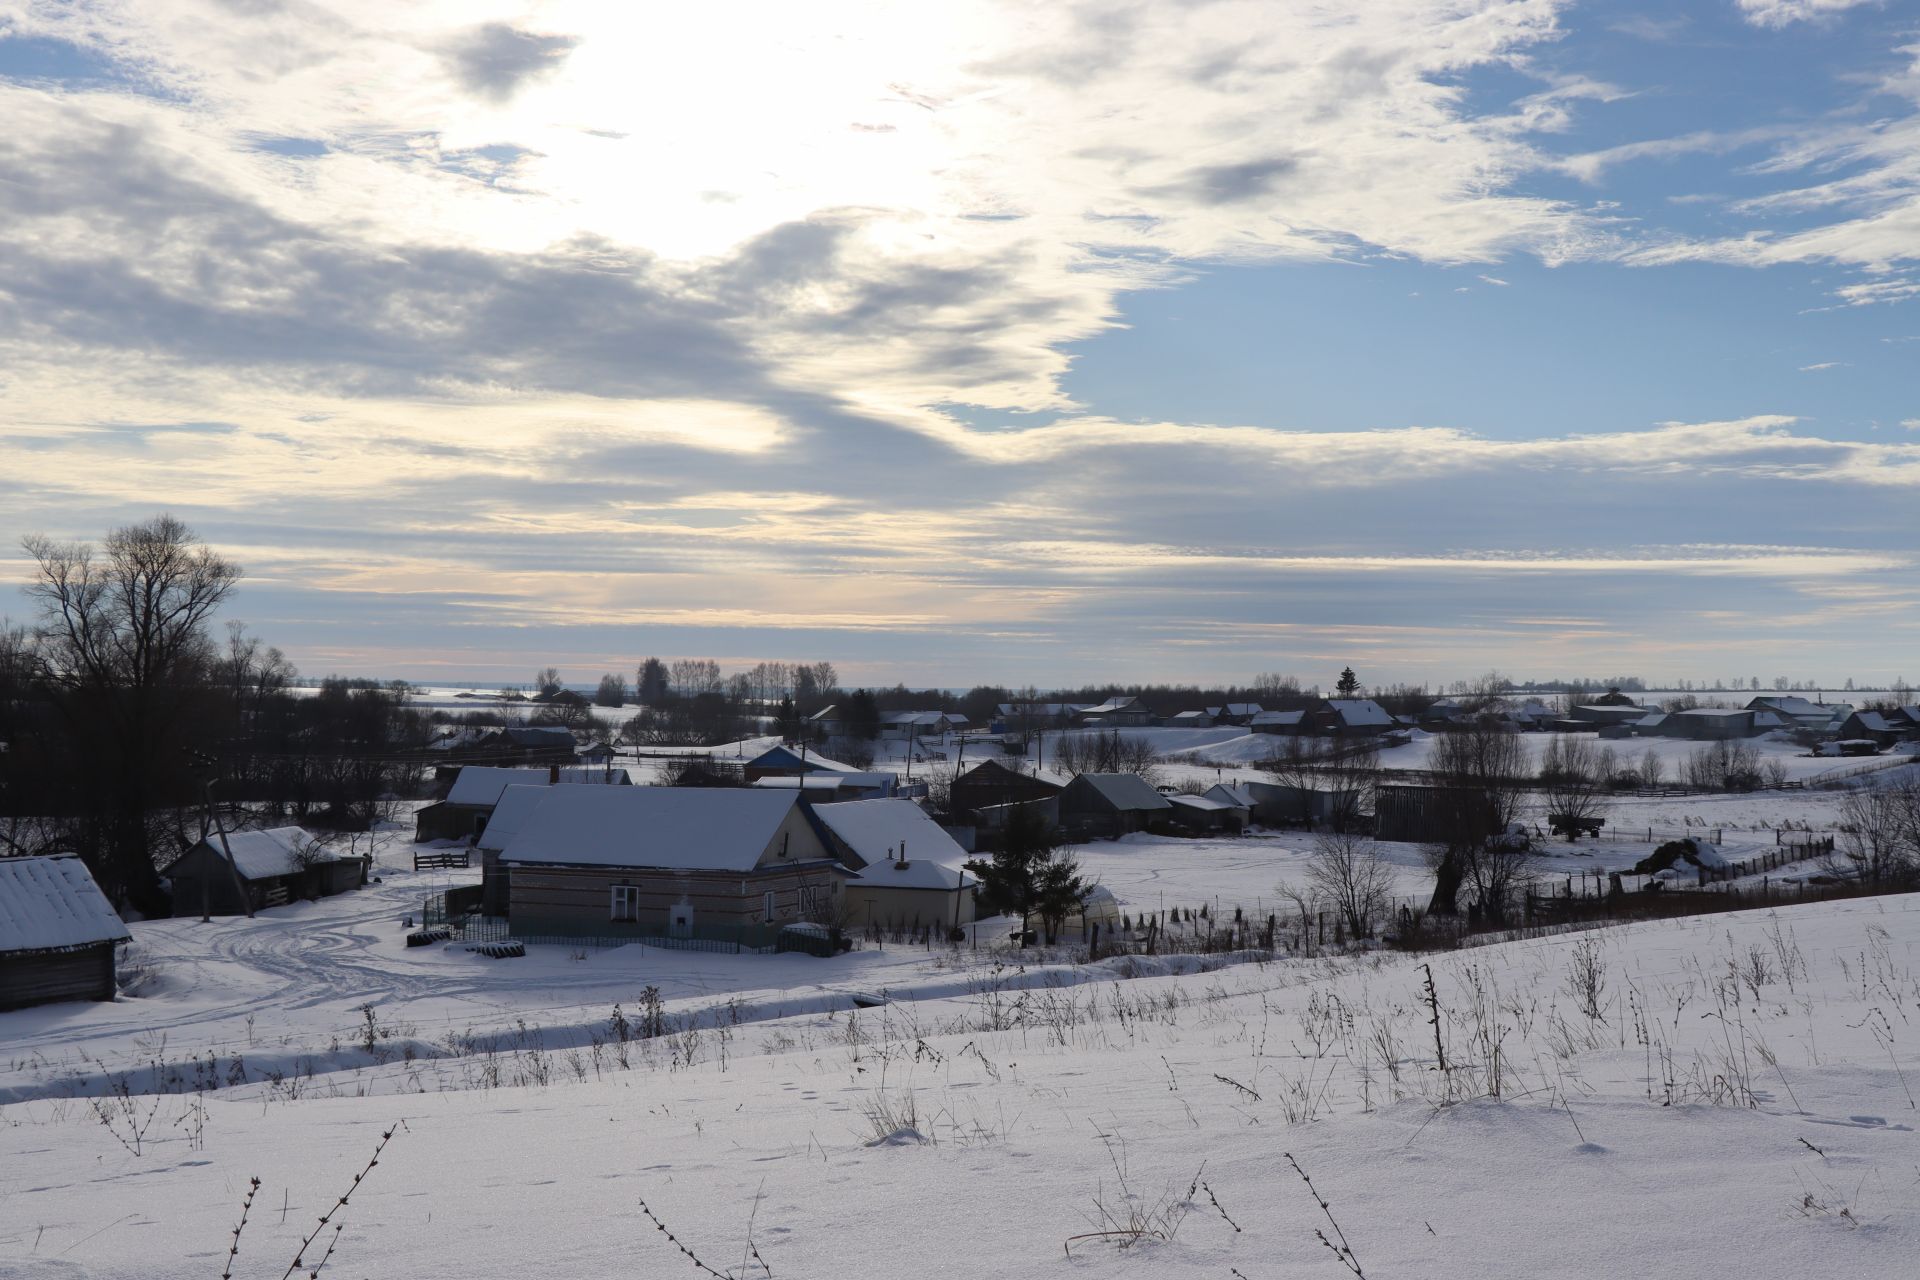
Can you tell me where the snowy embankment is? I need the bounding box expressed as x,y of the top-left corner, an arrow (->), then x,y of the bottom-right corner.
5,888 -> 1918,1276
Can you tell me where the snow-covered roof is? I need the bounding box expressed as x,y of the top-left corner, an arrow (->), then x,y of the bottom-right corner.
1850,711 -> 1896,733
0,856 -> 129,954
191,827 -> 330,881
479,784 -> 559,851
1082,697 -> 1142,715
499,787 -> 809,871
447,766 -> 620,807
1222,703 -> 1263,716
752,775 -> 850,791
1074,773 -> 1173,810
1673,708 -> 1751,720
745,745 -> 860,774
1322,699 -> 1392,726
1169,710 -> 1212,720
1167,793 -> 1236,813
811,799 -> 973,890
1250,709 -> 1305,726
1204,783 -> 1256,807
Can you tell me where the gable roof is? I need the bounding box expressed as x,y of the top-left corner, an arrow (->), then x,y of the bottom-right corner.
184,827 -> 331,881
954,759 -> 1061,791
1250,709 -> 1306,726
0,856 -> 129,954
1222,703 -> 1263,716
446,766 -> 621,807
1167,793 -> 1237,813
479,783 -> 564,851
1204,782 -> 1257,807
1072,773 -> 1173,811
811,799 -> 967,870
499,787 -> 811,871
745,745 -> 860,774
1082,697 -> 1143,715
1320,698 -> 1393,726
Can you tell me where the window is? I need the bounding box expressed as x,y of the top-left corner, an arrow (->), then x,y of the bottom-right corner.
610,884 -> 639,923
763,890 -> 777,920
798,885 -> 822,918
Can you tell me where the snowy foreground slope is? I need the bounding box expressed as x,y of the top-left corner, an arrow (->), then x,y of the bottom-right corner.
5,897 -> 1918,1278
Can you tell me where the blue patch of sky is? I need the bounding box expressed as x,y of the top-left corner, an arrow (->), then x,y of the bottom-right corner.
1052,255 -> 1915,441
248,136 -> 330,158
1019,10 -> 1920,443
0,35 -> 120,82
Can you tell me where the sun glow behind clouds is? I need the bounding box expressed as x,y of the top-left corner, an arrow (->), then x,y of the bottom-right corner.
3,1 -> 1920,681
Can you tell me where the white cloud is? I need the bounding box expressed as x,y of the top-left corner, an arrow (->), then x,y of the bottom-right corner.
1733,0 -> 1880,29
1799,361 -> 1843,371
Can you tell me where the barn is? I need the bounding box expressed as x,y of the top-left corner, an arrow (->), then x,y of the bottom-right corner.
0,856 -> 130,1011
162,827 -> 364,916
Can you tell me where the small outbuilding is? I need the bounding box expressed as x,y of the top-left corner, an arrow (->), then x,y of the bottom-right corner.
1165,792 -> 1248,834
1058,772 -> 1173,837
162,827 -> 364,916
811,799 -> 977,932
0,856 -> 130,1011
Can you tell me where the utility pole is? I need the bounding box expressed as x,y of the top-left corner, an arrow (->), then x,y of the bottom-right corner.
202,775 -> 254,919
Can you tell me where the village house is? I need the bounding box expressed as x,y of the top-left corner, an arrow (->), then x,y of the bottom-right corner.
1663,708 -> 1760,740
0,855 -> 130,1011
1838,710 -> 1902,750
162,827 -> 364,916
1078,697 -> 1155,727
1249,709 -> 1307,735
949,760 -> 1063,821
472,725 -> 581,763
1057,772 -> 1172,837
1215,702 -> 1264,726
1165,792 -> 1248,834
1746,695 -> 1852,733
810,799 -> 977,932
415,764 -> 630,843
497,787 -> 851,947
1165,709 -> 1215,728
1309,698 -> 1397,737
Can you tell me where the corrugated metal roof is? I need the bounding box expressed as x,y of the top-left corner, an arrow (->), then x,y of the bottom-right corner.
500,787 -> 808,871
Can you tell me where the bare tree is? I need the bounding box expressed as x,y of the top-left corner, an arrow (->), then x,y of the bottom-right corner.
23,516 -> 239,911
1639,747 -> 1664,790
1537,735 -> 1609,840
1829,778 -> 1920,885
1306,830 -> 1394,938
1423,719 -> 1528,919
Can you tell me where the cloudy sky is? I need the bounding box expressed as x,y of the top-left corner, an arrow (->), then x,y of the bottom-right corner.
1,0 -> 1916,689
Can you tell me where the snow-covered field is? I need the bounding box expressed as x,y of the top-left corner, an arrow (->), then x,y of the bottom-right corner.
5,809 -> 1918,1276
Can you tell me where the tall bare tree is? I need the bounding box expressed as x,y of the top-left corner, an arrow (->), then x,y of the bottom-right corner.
23,516 -> 239,910
1423,718 -> 1528,918
1306,830 -> 1394,938
1538,735 -> 1610,840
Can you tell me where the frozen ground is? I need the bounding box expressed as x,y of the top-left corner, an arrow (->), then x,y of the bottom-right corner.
4,876 -> 1916,1277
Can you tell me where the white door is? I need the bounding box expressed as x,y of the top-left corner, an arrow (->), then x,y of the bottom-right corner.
669,901 -> 694,938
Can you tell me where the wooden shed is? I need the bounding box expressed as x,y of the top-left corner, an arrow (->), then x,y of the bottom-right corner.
1,856 -> 130,1011
161,827 -> 364,916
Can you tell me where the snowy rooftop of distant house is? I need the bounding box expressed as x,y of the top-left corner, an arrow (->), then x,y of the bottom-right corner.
1075,773 -> 1173,810
0,856 -> 129,955
499,787 -> 817,872
1250,709 -> 1305,725
446,766 -> 620,807
752,775 -> 851,791
1166,793 -> 1235,813
1168,710 -> 1212,721
810,800 -> 973,889
1851,711 -> 1896,732
1323,698 -> 1393,726
745,745 -> 860,774
1082,698 -> 1142,715
1673,708 -> 1752,719
1204,783 -> 1256,807
172,827 -> 331,881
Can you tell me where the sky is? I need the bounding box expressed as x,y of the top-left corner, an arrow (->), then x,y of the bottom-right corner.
0,0 -> 1916,690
